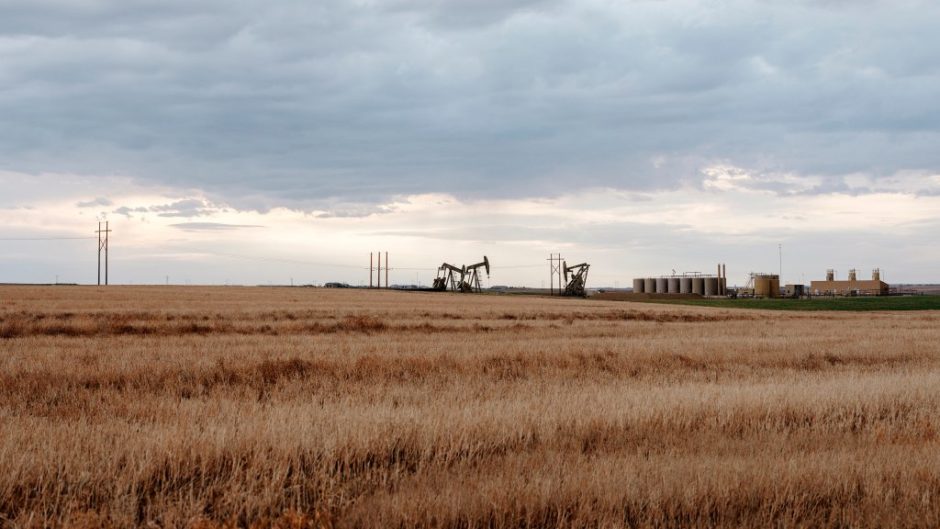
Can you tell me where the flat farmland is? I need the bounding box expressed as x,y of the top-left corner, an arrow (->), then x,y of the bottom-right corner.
1,286 -> 939,528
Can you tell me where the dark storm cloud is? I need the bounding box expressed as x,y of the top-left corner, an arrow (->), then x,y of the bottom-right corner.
1,0 -> 938,209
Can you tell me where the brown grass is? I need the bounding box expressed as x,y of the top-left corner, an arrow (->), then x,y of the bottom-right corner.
1,285 -> 939,528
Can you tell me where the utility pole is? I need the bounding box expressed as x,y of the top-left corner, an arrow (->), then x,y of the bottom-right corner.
370,252 -> 373,288
377,251 -> 381,288
778,244 -> 782,283
547,253 -> 563,295
385,251 -> 389,289
96,221 -> 111,286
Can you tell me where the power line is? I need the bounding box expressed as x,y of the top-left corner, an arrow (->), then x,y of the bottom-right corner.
204,251 -> 364,269
0,236 -> 97,241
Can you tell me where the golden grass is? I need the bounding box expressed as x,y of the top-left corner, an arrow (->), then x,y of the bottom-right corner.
1,285 -> 939,528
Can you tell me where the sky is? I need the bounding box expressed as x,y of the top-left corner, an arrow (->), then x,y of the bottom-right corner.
1,0 -> 938,287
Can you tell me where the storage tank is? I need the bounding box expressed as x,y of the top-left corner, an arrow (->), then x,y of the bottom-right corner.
680,277 -> 692,294
633,278 -> 645,293
644,277 -> 656,293
667,277 -> 680,293
872,268 -> 881,281
754,275 -> 780,298
656,277 -> 668,294
691,277 -> 705,295
720,277 -> 727,295
704,277 -> 719,296
848,269 -> 857,281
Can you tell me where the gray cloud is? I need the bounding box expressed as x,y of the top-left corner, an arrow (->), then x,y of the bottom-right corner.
149,199 -> 218,218
75,197 -> 113,208
170,222 -> 264,231
1,0 -> 939,209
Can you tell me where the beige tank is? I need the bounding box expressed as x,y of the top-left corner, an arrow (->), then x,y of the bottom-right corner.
645,278 -> 656,293
691,277 -> 705,295
667,277 -> 680,293
633,278 -> 645,293
704,277 -> 719,296
754,275 -> 780,298
680,277 -> 692,294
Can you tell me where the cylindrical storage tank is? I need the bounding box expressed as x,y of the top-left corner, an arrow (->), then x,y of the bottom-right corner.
754,277 -> 774,297
704,277 -> 719,296
770,278 -> 780,297
633,278 -> 645,293
691,277 -> 705,295
644,277 -> 656,293
656,277 -> 668,294
680,277 -> 692,294
667,277 -> 680,293
720,277 -> 727,295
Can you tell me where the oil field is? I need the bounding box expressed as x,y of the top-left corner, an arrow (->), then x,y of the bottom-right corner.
2,284 -> 940,528
4,0 -> 940,527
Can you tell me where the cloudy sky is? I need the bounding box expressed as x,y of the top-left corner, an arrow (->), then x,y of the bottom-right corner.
2,0 -> 938,286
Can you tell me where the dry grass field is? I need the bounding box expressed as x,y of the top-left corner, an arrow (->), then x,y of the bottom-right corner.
1,285 -> 939,529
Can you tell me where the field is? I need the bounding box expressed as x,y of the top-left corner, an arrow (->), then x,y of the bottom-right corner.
618,295 -> 940,311
1,286 -> 939,528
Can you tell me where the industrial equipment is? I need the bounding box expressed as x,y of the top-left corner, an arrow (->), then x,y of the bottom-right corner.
432,263 -> 464,291
562,261 -> 590,297
432,256 -> 490,293
460,256 -> 490,293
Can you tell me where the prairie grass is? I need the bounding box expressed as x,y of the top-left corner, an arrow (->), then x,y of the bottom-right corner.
0,286 -> 939,528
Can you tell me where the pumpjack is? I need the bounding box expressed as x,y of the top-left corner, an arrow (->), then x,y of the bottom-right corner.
461,256 -> 490,293
432,263 -> 464,291
563,261 -> 590,297
432,256 -> 490,293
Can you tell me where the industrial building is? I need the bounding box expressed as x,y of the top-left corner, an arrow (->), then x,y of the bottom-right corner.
810,269 -> 888,296
632,264 -> 728,296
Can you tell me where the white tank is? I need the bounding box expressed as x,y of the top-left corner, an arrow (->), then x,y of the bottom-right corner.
692,277 -> 705,295
680,277 -> 692,294
645,278 -> 656,293
667,277 -> 680,293
633,278 -> 645,293
656,277 -> 668,293
704,277 -> 719,296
